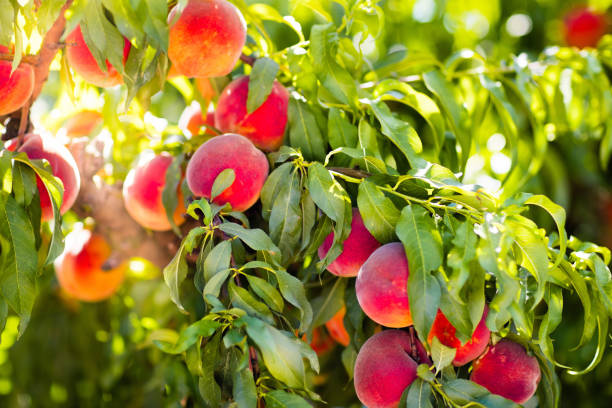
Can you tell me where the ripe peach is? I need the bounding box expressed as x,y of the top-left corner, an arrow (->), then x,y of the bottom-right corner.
178,102 -> 215,137
65,25 -> 131,88
0,45 -> 34,115
168,0 -> 246,78
564,7 -> 608,48
6,134 -> 81,221
55,228 -> 125,302
186,133 -> 268,212
62,110 -> 103,138
123,153 -> 186,231
356,242 -> 412,328
214,76 -> 289,151
470,339 -> 541,404
325,307 -> 350,346
354,330 -> 420,408
427,306 -> 490,366
318,208 -> 381,277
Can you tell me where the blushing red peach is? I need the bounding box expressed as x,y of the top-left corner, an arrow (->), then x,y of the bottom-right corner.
65,25 -> 131,87
6,134 -> 81,221
123,153 -> 186,231
427,306 -> 490,366
55,228 -> 125,302
214,76 -> 289,151
0,45 -> 34,115
62,110 -> 103,138
186,133 -> 268,212
356,242 -> 412,328
179,102 -> 215,137
470,339 -> 541,404
168,0 -> 246,78
318,208 -> 381,277
564,7 -> 608,48
354,330 -> 420,408
325,307 -> 350,346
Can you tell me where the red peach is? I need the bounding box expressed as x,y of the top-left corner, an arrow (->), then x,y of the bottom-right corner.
564,7 -> 608,48
354,330 -> 419,408
0,45 -> 34,115
123,153 -> 186,231
6,134 -> 81,221
356,242 -> 412,328
65,25 -> 131,88
427,306 -> 490,366
178,102 -> 215,137
186,133 -> 268,212
214,76 -> 289,152
55,228 -> 125,302
62,110 -> 103,138
168,0 -> 246,78
318,208 -> 381,277
470,339 -> 541,404
325,307 -> 350,346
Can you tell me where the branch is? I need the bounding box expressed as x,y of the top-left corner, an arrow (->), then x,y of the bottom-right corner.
240,53 -> 256,66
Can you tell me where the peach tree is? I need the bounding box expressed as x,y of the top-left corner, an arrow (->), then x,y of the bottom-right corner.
1,0 -> 612,407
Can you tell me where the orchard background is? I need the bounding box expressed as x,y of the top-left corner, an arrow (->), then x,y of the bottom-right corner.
2,0 -> 612,407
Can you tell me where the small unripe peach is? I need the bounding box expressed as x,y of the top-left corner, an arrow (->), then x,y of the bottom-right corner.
179,102 -> 215,137
470,339 -> 541,404
214,76 -> 289,152
6,134 -> 81,221
186,133 -> 268,212
0,45 -> 34,115
168,0 -> 246,78
318,208 -> 381,277
325,307 -> 350,346
55,228 -> 125,302
65,25 -> 131,88
123,153 -> 186,231
428,306 -> 490,366
356,242 -> 412,328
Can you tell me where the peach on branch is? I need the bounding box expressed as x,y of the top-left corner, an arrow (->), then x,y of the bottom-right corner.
564,7 -> 608,48
55,227 -> 125,302
168,0 -> 246,78
186,133 -> 268,212
356,242 -> 412,328
65,25 -> 131,88
179,102 -> 215,137
354,330 -> 423,408
318,208 -> 381,277
427,306 -> 490,366
325,307 -> 350,346
6,134 -> 80,221
0,45 -> 35,115
470,339 -> 541,404
214,76 -> 289,151
123,153 -> 186,231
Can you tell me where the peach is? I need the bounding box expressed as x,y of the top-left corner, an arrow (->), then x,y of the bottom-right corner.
168,0 -> 246,78
54,228 -> 125,302
123,153 -> 186,231
564,7 -> 608,48
178,102 -> 215,137
325,307 -> 350,346
303,328 -> 335,356
356,242 -> 412,328
62,110 -> 103,138
354,330 -> 420,408
6,134 -> 80,221
470,339 -> 541,404
214,76 -> 289,152
0,45 -> 34,115
427,306 -> 490,366
318,208 -> 381,277
65,25 -> 131,88
186,133 -> 268,212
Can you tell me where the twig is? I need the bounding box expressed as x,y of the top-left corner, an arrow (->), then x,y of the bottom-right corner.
240,53 -> 256,66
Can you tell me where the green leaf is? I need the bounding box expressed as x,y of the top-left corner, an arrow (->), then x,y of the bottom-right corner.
203,269 -> 231,298
229,281 -> 275,324
404,378 -> 433,408
0,194 -> 38,335
264,390 -> 311,408
523,194 -> 567,270
307,163 -> 350,223
310,277 -> 346,329
200,333 -> 222,407
328,107 -> 358,149
357,180 -> 399,243
154,318 -> 220,354
442,379 -> 519,407
288,98 -> 327,161
430,337 -> 456,373
219,223 -> 280,257
396,205 -> 442,338
204,240 -> 232,281
233,351 -> 258,408
269,168 -> 302,263
247,58 -> 280,113
162,240 -> 189,313
162,154 -> 183,235
261,163 -> 293,220
211,168 -> 236,201
246,275 -> 284,313
276,269 -> 313,331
